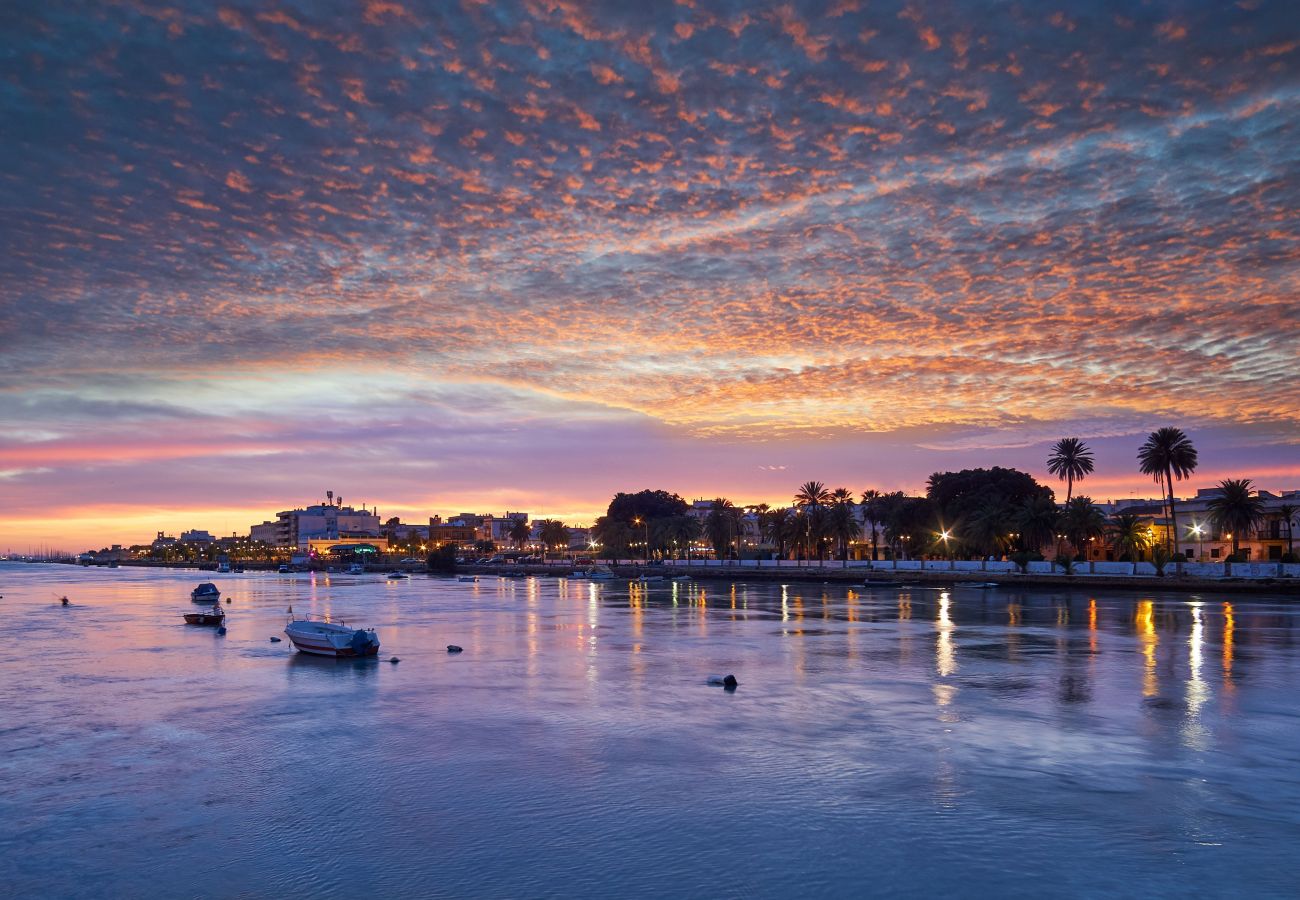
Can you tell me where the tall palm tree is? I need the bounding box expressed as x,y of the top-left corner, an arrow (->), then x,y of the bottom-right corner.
509,517 -> 531,551
705,498 -> 740,560
829,492 -> 861,565
860,489 -> 883,561
1062,496 -> 1106,559
1137,427 -> 1198,555
1047,437 -> 1095,503
1207,479 -> 1265,558
1109,512 -> 1150,565
806,505 -> 833,564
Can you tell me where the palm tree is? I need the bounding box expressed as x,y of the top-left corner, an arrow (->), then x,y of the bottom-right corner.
829,493 -> 861,566
806,505 -> 833,564
967,498 -> 1013,559
1137,427 -> 1198,555
538,520 -> 569,559
1047,437 -> 1095,503
1015,494 -> 1060,555
759,507 -> 790,561
795,480 -> 831,508
509,518 -> 531,552
705,498 -> 740,560
1207,479 -> 1265,559
860,490 -> 883,561
1109,512 -> 1150,570
1278,503 -> 1297,558
1062,496 -> 1106,560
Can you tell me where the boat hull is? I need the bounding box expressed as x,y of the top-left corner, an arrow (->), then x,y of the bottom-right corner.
283,621 -> 380,658
183,613 -> 224,626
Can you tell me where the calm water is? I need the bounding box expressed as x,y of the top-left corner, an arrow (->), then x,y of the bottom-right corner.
2,563 -> 1299,898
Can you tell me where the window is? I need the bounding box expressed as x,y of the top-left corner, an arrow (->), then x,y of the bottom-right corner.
1211,548 -> 1221,559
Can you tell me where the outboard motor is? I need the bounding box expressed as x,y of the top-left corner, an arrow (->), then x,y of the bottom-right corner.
349,630 -> 371,654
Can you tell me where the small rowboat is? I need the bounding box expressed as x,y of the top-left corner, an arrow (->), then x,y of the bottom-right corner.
183,608 -> 225,626
191,582 -> 221,603
283,619 -> 380,658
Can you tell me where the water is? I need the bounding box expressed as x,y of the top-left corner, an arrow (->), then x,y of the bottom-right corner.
2,563 -> 1299,898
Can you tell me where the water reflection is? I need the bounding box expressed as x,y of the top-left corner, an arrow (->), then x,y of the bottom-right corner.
5,564 -> 1300,898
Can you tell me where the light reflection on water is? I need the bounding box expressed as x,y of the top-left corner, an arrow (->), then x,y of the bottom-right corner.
3,562 -> 1300,898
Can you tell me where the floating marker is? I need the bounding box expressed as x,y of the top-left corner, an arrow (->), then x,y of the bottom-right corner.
447,645 -> 464,653
269,636 -> 281,643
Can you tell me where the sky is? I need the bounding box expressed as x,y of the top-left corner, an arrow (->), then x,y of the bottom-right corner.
2,0 -> 1299,551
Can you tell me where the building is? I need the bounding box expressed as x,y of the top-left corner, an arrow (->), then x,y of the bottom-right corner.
249,521 -> 280,546
180,529 -> 214,545
264,493 -> 382,551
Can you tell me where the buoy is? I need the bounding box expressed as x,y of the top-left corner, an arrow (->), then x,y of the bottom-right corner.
225,598 -> 231,604
707,674 -> 739,689
389,657 -> 400,664
269,636 -> 282,643
60,596 -> 69,606
447,645 -> 463,653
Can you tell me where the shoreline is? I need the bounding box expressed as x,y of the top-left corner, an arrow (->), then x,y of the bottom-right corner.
25,558 -> 1299,596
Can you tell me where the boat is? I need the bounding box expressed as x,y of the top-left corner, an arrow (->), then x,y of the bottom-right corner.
190,582 -> 221,603
277,564 -> 292,574
183,607 -> 225,626
634,575 -> 664,583
283,619 -> 381,657
863,580 -> 904,588
347,563 -> 365,575
670,575 -> 691,582
386,572 -> 408,579
586,567 -> 616,581
458,575 -> 478,583
959,582 -> 999,589
232,566 -> 245,573
216,562 -> 231,574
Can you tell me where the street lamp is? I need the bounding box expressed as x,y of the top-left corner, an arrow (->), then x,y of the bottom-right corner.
1189,523 -> 1204,562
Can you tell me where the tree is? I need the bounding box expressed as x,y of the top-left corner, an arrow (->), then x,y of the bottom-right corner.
593,489 -> 690,559
925,468 -> 1055,551
1047,437 -> 1095,503
1109,512 -> 1149,564
762,507 -> 795,560
860,490 -> 884,561
1207,479 -> 1265,559
1062,497 -> 1106,559
538,520 -> 570,558
1136,427 -> 1198,555
1015,494 -> 1060,554
794,481 -> 831,508
705,498 -> 741,559
805,504 -> 833,563
965,498 -> 1014,559
1278,503 -> 1297,557
829,492 -> 861,565
509,518 -> 531,551
659,515 -> 702,560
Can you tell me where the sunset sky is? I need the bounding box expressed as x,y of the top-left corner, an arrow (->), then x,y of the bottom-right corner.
3,1 -> 1299,551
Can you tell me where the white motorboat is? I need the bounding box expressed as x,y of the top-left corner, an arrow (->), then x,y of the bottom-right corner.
216,562 -> 231,574
346,563 -> 365,575
458,575 -> 478,583
633,575 -> 664,583
283,619 -> 381,657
